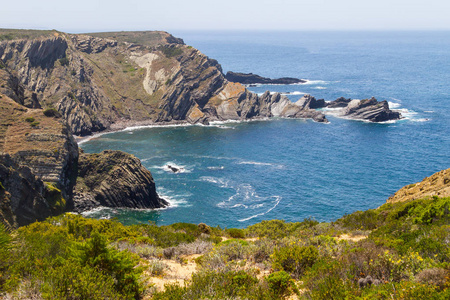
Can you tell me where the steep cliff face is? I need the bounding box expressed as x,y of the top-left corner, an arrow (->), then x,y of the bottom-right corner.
74,150 -> 168,212
0,154 -> 52,227
387,168 -> 450,203
0,30 -> 326,136
0,93 -> 167,227
0,95 -> 78,202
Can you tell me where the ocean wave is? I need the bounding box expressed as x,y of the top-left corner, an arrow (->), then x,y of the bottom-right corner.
313,86 -> 327,90
301,80 -> 332,85
207,166 -> 225,170
200,176 -> 230,188
210,179 -> 282,222
388,102 -> 401,109
238,160 -> 284,169
157,187 -> 191,207
238,196 -> 282,222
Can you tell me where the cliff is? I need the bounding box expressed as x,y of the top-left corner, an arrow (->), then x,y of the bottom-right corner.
0,29 -> 326,136
0,93 -> 167,227
74,150 -> 168,212
387,168 -> 450,203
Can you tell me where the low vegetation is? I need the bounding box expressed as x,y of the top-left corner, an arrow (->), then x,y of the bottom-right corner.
0,196 -> 449,299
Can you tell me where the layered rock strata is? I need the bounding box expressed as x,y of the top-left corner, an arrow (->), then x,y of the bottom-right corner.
295,94 -> 401,122
73,150 -> 168,212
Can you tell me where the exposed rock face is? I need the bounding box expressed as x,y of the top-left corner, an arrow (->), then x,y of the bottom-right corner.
297,94 -> 401,122
387,168 -> 450,203
74,150 -> 168,212
225,71 -> 306,85
341,97 -> 401,122
0,94 -> 168,227
0,153 -> 51,227
0,30 -> 326,136
327,97 -> 352,108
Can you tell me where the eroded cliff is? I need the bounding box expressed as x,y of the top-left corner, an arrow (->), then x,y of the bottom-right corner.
0,29 -> 326,136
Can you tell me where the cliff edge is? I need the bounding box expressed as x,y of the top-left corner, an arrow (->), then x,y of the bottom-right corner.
387,168 -> 450,203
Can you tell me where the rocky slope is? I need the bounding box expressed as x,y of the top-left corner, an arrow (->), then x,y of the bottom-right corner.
387,168 -> 450,203
73,150 -> 168,212
0,29 -> 326,136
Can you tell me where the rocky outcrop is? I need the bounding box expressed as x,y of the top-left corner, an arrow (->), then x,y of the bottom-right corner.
294,94 -> 401,122
387,168 -> 450,203
225,71 -> 306,85
73,150 -> 168,212
341,97 -> 401,122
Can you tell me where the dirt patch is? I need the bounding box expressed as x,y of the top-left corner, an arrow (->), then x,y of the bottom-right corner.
336,234 -> 367,242
146,254 -> 200,292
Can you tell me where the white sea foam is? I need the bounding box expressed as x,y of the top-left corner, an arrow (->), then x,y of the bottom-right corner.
388,102 -> 401,109
301,80 -> 331,85
238,161 -> 284,169
200,176 -> 230,188
81,206 -> 115,217
157,187 -> 191,207
313,86 -> 327,90
281,91 -> 306,95
238,196 -> 282,222
152,162 -> 191,173
207,166 -> 225,170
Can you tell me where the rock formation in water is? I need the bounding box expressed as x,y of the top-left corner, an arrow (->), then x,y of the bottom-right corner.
225,71 -> 306,85
295,94 -> 401,122
73,150 -> 168,212
387,168 -> 450,203
339,97 -> 401,122
0,29 -> 327,136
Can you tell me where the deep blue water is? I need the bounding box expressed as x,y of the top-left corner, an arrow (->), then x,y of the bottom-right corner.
80,31 -> 450,228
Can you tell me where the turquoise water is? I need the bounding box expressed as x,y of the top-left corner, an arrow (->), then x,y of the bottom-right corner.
80,31 -> 450,228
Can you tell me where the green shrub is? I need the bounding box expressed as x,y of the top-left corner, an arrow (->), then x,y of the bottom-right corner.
272,245 -> 318,278
58,57 -> 69,66
78,231 -> 144,298
303,260 -> 349,300
44,182 -> 66,214
30,121 -> 40,127
40,261 -> 119,299
24,116 -> 35,122
160,46 -> 183,58
226,228 -> 246,239
266,271 -> 296,298
43,107 -> 61,118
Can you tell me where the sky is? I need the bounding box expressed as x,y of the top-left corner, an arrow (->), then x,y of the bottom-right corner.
2,0 -> 450,33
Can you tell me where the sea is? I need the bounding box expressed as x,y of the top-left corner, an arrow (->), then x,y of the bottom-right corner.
80,31 -> 450,228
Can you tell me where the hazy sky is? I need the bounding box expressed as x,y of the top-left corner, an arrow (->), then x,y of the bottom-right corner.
2,0 -> 450,32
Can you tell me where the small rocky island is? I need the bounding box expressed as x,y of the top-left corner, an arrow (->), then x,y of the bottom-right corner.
295,94 -> 402,122
225,71 -> 306,85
